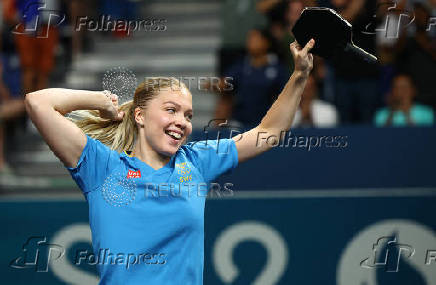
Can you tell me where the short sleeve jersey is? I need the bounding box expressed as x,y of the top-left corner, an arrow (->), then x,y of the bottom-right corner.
66,135 -> 238,285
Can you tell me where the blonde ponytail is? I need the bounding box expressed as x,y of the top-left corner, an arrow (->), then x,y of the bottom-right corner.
69,77 -> 188,153
68,100 -> 137,152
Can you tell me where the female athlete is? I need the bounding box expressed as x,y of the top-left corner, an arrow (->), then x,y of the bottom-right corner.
24,39 -> 314,284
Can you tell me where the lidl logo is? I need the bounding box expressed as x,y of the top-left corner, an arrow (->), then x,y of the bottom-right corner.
127,169 -> 141,179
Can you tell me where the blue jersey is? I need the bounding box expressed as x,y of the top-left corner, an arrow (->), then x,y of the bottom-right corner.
66,135 -> 238,284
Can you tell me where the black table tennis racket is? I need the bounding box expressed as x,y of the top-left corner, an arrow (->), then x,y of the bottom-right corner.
292,7 -> 377,63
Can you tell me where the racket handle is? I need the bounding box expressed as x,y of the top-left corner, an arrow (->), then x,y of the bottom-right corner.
345,43 -> 378,64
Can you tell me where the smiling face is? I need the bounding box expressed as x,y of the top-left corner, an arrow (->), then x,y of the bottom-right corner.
135,87 -> 193,157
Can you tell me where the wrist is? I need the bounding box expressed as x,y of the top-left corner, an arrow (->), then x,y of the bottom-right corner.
291,70 -> 310,85
292,70 -> 310,79
96,91 -> 113,112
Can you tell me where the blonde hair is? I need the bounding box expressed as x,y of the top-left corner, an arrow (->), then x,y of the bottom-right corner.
69,77 -> 188,152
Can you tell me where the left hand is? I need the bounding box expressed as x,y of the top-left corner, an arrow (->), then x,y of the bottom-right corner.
290,39 -> 315,76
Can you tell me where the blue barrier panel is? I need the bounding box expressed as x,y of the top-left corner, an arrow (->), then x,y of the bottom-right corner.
190,126 -> 436,189
204,194 -> 436,284
2,192 -> 436,285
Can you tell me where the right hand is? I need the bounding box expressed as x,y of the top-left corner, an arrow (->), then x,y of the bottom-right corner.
99,91 -> 125,121
290,39 -> 315,77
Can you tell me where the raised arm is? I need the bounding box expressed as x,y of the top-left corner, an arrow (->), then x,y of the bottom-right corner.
232,39 -> 314,163
24,89 -> 123,168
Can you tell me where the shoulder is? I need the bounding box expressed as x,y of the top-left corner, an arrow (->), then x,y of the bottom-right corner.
86,135 -> 119,155
178,140 -> 223,157
177,139 -> 238,182
178,139 -> 237,162
81,135 -> 128,168
66,136 -> 128,194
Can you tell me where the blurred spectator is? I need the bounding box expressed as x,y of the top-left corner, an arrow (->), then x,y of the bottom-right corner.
13,0 -> 60,93
374,0 -> 407,96
327,0 -> 380,125
374,73 -> 434,126
0,60 -> 25,175
395,1 -> 436,108
312,55 -> 329,100
2,0 -> 21,96
257,0 -> 291,43
257,0 -> 316,75
292,75 -> 338,127
215,28 -> 289,128
276,0 -> 304,75
1,0 -> 26,175
219,0 -> 267,76
69,0 -> 93,58
100,0 -> 139,38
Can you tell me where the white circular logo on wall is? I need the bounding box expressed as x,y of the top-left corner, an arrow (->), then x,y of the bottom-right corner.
213,221 -> 288,285
337,219 -> 436,285
50,224 -> 98,285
